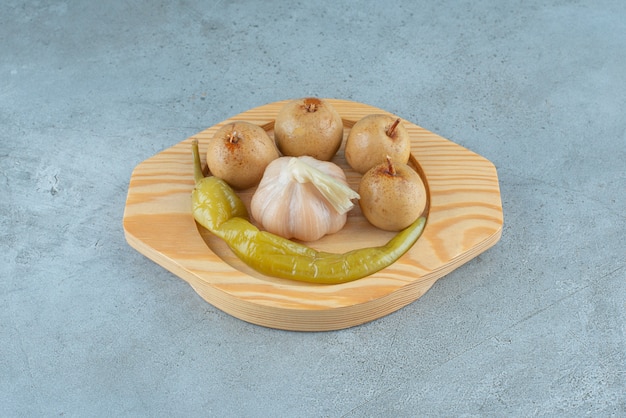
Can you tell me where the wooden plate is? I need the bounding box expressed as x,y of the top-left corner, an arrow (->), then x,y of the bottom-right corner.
123,99 -> 503,331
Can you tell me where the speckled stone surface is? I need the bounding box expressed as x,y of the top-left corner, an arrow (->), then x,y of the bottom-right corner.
2,1 -> 624,416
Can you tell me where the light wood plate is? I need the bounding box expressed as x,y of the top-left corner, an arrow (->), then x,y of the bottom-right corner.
123,99 -> 503,331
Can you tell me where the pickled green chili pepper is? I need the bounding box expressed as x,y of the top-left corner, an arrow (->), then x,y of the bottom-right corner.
191,139 -> 426,284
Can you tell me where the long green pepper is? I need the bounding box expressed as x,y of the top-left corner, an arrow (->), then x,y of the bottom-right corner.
191,140 -> 426,284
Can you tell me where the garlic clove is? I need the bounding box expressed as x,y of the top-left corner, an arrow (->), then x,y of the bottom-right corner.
251,156 -> 357,242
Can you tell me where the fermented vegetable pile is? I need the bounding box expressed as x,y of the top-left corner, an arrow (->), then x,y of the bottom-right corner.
191,140 -> 426,284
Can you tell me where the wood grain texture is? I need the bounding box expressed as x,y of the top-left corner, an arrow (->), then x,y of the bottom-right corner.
123,99 -> 503,331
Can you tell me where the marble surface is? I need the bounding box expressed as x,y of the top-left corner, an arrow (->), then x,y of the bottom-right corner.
2,1 -> 625,416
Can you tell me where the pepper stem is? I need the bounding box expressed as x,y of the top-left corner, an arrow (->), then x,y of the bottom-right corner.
387,118 -> 401,137
192,139 -> 205,184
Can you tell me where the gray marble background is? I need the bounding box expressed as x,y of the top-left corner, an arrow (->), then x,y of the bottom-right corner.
2,1 -> 624,416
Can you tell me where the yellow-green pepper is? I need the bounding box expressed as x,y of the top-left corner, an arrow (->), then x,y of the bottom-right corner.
191,140 -> 426,284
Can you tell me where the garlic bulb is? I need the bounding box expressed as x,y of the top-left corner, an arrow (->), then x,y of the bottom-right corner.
251,156 -> 360,242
